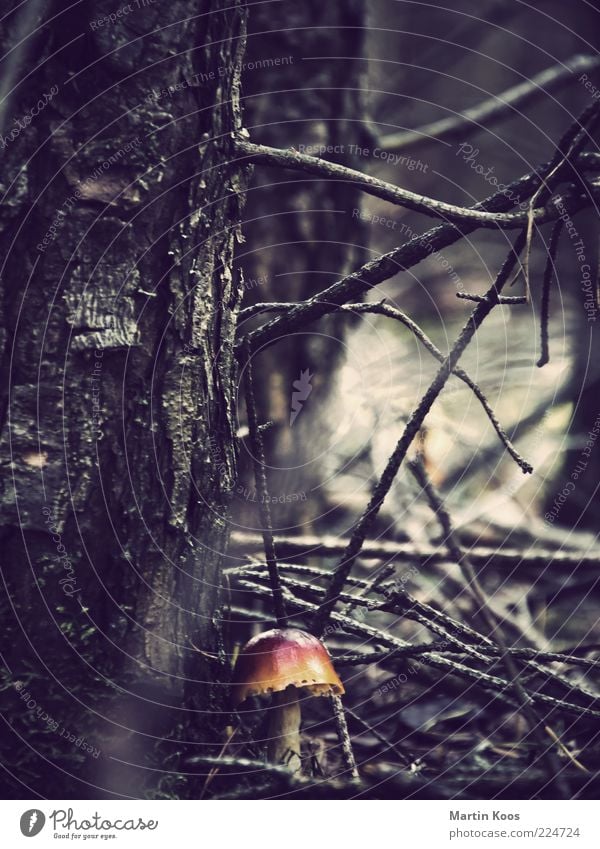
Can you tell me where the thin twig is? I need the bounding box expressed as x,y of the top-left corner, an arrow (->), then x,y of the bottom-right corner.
242,337 -> 287,626
537,220 -> 563,367
456,292 -> 527,304
239,580 -> 600,720
338,301 -> 532,473
336,644 -> 600,671
238,302 -> 301,321
273,568 -> 492,663
237,565 -> 600,703
239,153 -> 598,359
198,726 -> 238,799
342,562 -> 395,615
241,298 -> 531,472
229,531 -> 600,571
311,231 -> 527,638
344,704 -> 413,767
237,570 -> 600,704
520,100 -> 600,295
407,454 -> 572,798
444,383 -> 572,490
330,695 -> 360,780
0,0 -> 45,135
236,139 -> 576,230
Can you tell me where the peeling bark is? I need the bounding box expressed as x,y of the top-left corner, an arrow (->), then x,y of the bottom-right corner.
0,0 -> 248,798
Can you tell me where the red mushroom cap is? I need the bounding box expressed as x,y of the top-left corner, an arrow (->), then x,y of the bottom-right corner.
232,628 -> 344,705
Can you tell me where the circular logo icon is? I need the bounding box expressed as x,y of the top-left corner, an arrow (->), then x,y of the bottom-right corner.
19,810 -> 45,837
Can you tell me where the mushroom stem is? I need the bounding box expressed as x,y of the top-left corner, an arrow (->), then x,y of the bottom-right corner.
267,687 -> 302,773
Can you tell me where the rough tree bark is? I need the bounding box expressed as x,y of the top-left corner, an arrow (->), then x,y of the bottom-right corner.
0,0 -> 248,799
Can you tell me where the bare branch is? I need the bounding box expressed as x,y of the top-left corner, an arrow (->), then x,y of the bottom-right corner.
241,337 -> 287,626
456,292 -> 527,304
444,383 -> 572,490
236,139 -> 575,229
240,298 -> 531,472
228,531 -> 600,572
239,579 -> 600,720
236,564 -> 600,708
537,220 -> 563,367
238,302 -> 299,320
238,154 -> 599,359
330,695 -> 360,780
310,232 -> 527,638
337,644 -> 600,672
338,301 -> 533,473
407,455 -> 572,796
379,54 -> 600,152
343,704 -> 413,767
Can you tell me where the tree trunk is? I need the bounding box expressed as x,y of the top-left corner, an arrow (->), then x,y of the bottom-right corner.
0,0 -> 248,799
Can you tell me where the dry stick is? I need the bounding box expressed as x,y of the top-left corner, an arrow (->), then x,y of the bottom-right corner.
242,299 -> 531,473
379,54 -> 600,152
272,568 -> 492,664
523,658 -> 600,706
239,301 -> 301,320
229,530 -> 600,571
240,580 -> 600,720
240,153 -> 600,359
310,103 -> 600,639
456,292 -> 527,304
198,726 -> 238,800
316,575 -> 600,693
236,139 -> 573,230
338,642 -> 451,665
407,455 -> 572,799
229,605 -> 271,623
311,232 -> 527,639
241,337 -> 287,626
444,382 -> 572,491
242,569 -> 600,706
231,564 -> 600,670
242,348 -> 357,772
330,695 -> 360,780
240,565 -> 492,663
243,564 -> 600,703
519,100 -> 600,296
338,301 -> 532,474
342,562 -> 396,615
343,704 -> 413,767
537,220 -> 564,367
378,585 -> 495,653
544,725 -> 589,774
337,644 -> 600,671
231,552 -> 600,664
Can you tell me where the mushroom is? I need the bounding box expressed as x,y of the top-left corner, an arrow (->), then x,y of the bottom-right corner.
232,627 -> 344,772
